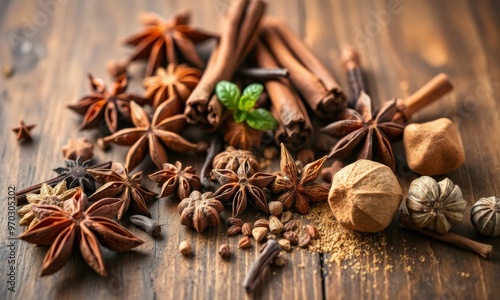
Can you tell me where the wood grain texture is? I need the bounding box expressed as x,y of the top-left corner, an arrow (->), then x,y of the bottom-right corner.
1,0 -> 499,299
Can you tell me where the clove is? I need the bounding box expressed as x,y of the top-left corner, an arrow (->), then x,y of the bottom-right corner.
200,133 -> 223,191
242,239 -> 281,294
129,215 -> 161,237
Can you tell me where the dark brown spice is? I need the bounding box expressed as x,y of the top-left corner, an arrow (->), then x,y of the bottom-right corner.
149,161 -> 201,200
283,231 -> 298,244
218,244 -> 231,259
241,223 -> 253,236
228,217 -> 244,227
298,234 -> 311,248
12,120 -> 35,142
242,239 -> 281,294
227,225 -> 242,236
178,191 -> 224,233
130,215 -> 161,237
61,138 -> 94,161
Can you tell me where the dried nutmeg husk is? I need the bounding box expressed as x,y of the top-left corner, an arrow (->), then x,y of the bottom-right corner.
328,160 -> 403,232
406,176 -> 466,234
470,196 -> 500,237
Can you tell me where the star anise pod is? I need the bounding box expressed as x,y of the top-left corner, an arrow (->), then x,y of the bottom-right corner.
61,137 -> 94,161
88,162 -> 157,220
149,161 -> 201,200
124,10 -> 214,75
271,144 -> 329,214
178,190 -> 224,233
102,98 -> 205,171
223,119 -> 263,150
212,146 -> 259,176
12,120 -> 35,142
213,159 -> 276,217
19,188 -> 143,277
143,64 -> 201,108
67,74 -> 145,134
53,157 -> 100,195
18,181 -> 78,229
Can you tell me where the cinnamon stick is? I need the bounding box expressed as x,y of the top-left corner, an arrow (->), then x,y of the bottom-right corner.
261,18 -> 346,116
184,0 -> 266,128
392,73 -> 453,123
399,212 -> 493,259
238,67 -> 289,79
255,41 -> 313,150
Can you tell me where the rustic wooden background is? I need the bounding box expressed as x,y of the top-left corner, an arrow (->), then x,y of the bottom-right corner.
1,0 -> 499,299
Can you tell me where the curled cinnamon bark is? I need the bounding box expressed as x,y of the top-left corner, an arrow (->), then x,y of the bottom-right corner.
261,18 -> 346,116
255,41 -> 313,150
184,0 -> 266,128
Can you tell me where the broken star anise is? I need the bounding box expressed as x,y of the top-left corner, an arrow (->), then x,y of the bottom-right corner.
271,144 -> 329,214
67,74 -> 145,134
143,63 -> 201,108
124,10 -> 214,75
212,146 -> 259,176
149,161 -> 201,200
53,157 -> 100,195
102,97 -> 205,171
12,120 -> 36,142
88,162 -> 157,220
19,188 -> 143,277
178,190 -> 224,233
213,159 -> 276,217
18,181 -> 78,229
320,90 -> 404,172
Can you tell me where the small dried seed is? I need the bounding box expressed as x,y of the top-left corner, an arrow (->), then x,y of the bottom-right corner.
179,240 -> 192,255
263,146 -> 278,160
283,231 -> 299,244
278,239 -> 291,251
252,227 -> 268,243
238,236 -> 252,249
227,225 -> 242,236
281,211 -> 293,224
268,201 -> 283,216
272,254 -> 288,267
218,244 -> 231,259
3,65 -> 13,78
305,224 -> 319,239
269,216 -> 284,234
228,217 -> 243,227
298,234 -> 311,248
284,220 -> 298,232
254,218 -> 269,228
241,223 -> 253,236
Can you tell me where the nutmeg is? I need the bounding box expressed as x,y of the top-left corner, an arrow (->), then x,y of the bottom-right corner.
470,196 -> 500,237
404,118 -> 465,176
328,160 -> 403,232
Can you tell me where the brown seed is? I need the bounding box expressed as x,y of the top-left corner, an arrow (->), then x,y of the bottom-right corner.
227,225 -> 242,236
252,227 -> 268,243
254,218 -> 269,228
241,223 -> 253,236
268,201 -> 283,216
3,65 -> 13,78
269,216 -> 284,234
272,254 -> 288,267
298,234 -> 311,248
179,240 -> 192,255
228,217 -> 243,227
283,231 -> 299,244
278,239 -> 291,251
305,224 -> 319,239
281,211 -> 293,224
284,220 -> 298,232
238,236 -> 252,249
218,244 -> 231,259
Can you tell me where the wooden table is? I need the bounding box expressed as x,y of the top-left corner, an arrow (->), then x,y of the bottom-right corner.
1,0 -> 499,299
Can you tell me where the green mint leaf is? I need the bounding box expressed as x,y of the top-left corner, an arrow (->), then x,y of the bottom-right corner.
233,110 -> 247,123
246,108 -> 279,131
238,83 -> 263,112
216,81 -> 240,111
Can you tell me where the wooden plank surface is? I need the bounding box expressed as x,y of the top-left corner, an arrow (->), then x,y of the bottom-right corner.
1,0 -> 499,299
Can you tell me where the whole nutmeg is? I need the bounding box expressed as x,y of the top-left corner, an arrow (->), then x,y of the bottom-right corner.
179,240 -> 192,256
268,201 -> 283,216
328,160 -> 403,232
218,244 -> 231,259
470,196 -> 500,237
404,118 -> 465,176
407,176 -> 466,234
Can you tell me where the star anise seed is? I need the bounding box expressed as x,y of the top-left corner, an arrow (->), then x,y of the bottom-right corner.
178,190 -> 224,233
53,157 -> 100,195
149,161 -> 201,200
212,146 -> 259,176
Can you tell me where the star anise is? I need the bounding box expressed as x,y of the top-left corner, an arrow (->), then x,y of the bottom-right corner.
143,64 -> 201,108
102,98 -> 205,171
271,144 -> 329,214
213,159 -> 276,217
12,120 -> 35,142
67,74 -> 145,134
53,157 -> 100,195
88,162 -> 157,220
124,10 -> 214,75
320,91 -> 404,171
212,146 -> 259,176
61,137 -> 94,161
149,161 -> 201,200
178,190 -> 224,233
19,188 -> 143,277
18,181 -> 77,229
